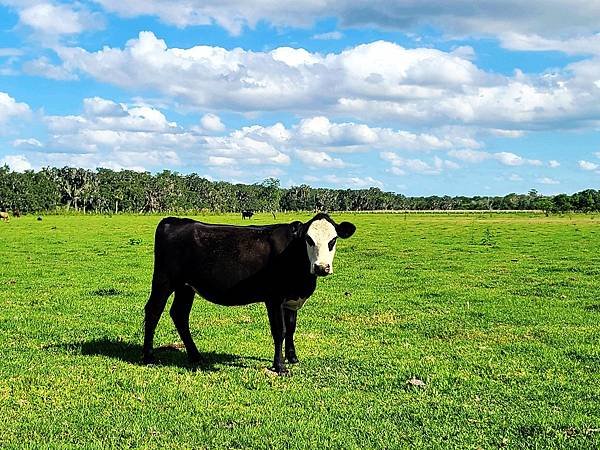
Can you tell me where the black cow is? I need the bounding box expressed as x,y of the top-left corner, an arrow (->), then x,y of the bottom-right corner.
241,210 -> 254,219
143,213 -> 356,374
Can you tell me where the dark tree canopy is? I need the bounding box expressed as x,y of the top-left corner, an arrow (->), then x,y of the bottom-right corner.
0,165 -> 597,214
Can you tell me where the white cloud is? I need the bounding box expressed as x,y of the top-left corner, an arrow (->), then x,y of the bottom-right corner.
313,31 -> 344,40
499,32 -> 600,55
295,149 -> 347,168
448,149 -> 542,167
381,151 -> 459,175
322,174 -> 383,188
32,97 -> 483,174
92,1 -> 600,43
294,116 -> 480,152
200,113 -> 225,132
447,149 -> 490,163
494,152 -> 527,166
489,128 -> 525,138
12,138 -> 42,149
508,174 -> 523,181
49,32 -> 600,132
83,97 -> 128,118
0,154 -> 33,172
548,160 -> 560,168
41,97 -> 195,170
203,131 -> 291,167
11,2 -> 104,37
271,47 -> 320,67
23,56 -> 78,80
579,160 -> 599,171
0,92 -> 30,126
537,177 -> 560,185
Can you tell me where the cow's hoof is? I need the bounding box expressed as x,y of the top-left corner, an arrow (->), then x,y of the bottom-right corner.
142,354 -> 156,365
268,366 -> 290,376
286,355 -> 299,364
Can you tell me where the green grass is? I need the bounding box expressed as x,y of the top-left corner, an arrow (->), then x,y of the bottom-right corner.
1,212 -> 600,449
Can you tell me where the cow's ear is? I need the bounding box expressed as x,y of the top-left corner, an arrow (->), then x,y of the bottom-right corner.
290,221 -> 304,238
336,221 -> 356,239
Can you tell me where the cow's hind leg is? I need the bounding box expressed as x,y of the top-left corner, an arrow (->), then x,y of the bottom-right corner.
142,278 -> 173,364
284,308 -> 299,364
170,285 -> 201,363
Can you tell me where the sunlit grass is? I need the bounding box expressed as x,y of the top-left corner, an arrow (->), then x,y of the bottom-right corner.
1,212 -> 599,448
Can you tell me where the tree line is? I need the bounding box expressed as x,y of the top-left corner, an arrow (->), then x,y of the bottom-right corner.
1,165 -> 599,214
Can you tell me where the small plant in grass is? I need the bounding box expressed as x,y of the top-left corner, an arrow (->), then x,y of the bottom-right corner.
480,227 -> 497,247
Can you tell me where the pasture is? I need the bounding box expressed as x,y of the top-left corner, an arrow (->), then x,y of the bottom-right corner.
0,213 -> 599,448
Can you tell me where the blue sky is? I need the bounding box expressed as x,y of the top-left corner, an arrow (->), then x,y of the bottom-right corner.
1,1 -> 600,196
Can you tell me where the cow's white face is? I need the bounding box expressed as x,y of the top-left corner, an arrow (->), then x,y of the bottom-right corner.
305,219 -> 338,276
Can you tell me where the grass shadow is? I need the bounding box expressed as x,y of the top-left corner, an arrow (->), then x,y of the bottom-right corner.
46,338 -> 268,372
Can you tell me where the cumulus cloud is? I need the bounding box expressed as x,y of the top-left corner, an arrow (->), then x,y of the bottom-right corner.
548,160 -> 560,168
499,32 -> 600,55
381,152 -> 459,176
0,92 -> 30,126
8,95 -> 572,186
46,32 -> 600,131
12,138 -> 42,149
295,149 -> 347,168
38,100 -> 294,172
448,149 -> 542,167
0,1 -> 104,39
22,56 -> 78,80
92,0 -> 600,43
41,97 -> 194,170
303,173 -> 382,188
579,160 -> 599,171
200,113 -> 225,132
202,128 -> 291,167
537,177 -> 560,185
14,91 -> 548,181
0,154 -> 33,172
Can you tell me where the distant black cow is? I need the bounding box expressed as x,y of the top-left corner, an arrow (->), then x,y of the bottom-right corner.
241,210 -> 254,219
143,213 -> 356,374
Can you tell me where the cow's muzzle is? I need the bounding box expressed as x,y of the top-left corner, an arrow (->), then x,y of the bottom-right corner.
313,263 -> 331,277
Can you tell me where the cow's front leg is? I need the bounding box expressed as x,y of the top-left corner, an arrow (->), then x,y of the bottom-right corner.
284,308 -> 299,364
266,300 -> 287,375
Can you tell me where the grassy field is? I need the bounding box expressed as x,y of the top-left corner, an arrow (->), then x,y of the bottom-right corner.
1,212 -> 599,449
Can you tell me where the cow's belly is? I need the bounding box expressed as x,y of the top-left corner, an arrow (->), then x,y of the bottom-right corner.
185,281 -> 264,306
185,282 -> 311,309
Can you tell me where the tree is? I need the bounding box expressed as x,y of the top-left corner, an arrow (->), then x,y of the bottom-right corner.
552,194 -> 572,213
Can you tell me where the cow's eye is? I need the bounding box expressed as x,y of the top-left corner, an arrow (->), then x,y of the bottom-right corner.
305,235 -> 315,246
328,237 -> 337,250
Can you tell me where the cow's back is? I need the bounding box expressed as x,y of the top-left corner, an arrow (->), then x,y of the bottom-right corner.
153,217 -> 301,304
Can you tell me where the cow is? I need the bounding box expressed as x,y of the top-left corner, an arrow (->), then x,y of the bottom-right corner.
0,211 -> 8,222
241,210 -> 254,220
143,213 -> 356,374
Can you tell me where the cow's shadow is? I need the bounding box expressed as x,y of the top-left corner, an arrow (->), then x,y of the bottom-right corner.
48,338 -> 267,372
